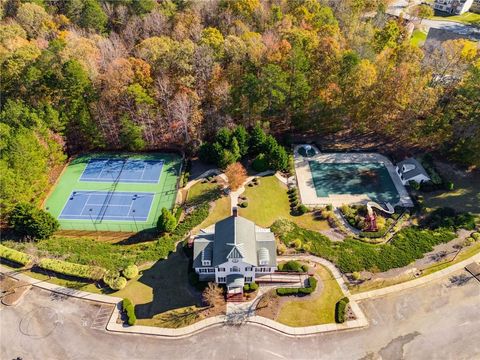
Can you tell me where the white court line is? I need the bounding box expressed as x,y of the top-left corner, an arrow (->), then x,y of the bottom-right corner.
140,163 -> 147,181
79,193 -> 92,216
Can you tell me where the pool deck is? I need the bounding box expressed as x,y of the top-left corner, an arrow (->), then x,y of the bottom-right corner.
293,148 -> 413,208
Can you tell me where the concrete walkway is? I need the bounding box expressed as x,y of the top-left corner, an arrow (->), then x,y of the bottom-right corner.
0,265 -> 120,304
351,252 -> 480,301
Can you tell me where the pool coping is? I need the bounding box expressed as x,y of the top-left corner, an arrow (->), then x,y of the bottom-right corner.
293,148 -> 413,208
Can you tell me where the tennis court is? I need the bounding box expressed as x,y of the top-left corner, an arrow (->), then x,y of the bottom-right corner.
44,153 -> 182,232
59,191 -> 154,221
80,159 -> 163,183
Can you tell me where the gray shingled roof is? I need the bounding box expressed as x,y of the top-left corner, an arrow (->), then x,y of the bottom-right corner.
397,158 -> 430,181
193,215 -> 277,268
192,233 -> 214,268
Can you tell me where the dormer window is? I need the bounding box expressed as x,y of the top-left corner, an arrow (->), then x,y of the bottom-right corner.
202,260 -> 211,266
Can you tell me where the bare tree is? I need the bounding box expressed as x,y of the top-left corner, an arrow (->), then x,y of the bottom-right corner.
202,282 -> 224,307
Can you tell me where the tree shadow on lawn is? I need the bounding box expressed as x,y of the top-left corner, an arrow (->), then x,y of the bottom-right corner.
134,243 -> 203,319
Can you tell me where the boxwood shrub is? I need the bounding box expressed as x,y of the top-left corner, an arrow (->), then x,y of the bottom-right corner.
0,244 -> 32,266
335,297 -> 350,323
277,276 -> 317,296
122,298 -> 136,326
38,258 -> 106,281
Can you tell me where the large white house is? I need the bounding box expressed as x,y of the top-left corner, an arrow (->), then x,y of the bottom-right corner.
396,158 -> 431,185
192,211 -> 277,294
433,0 -> 474,14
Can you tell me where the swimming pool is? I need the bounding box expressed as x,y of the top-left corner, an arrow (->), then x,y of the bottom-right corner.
308,161 -> 400,204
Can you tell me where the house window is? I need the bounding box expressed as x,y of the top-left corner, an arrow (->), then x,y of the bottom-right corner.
245,277 -> 252,283
202,260 -> 211,266
232,259 -> 239,263
218,267 -> 225,272
245,267 -> 253,271
198,268 -> 209,273
217,277 -> 226,283
256,267 -> 270,273
208,268 -> 215,273
231,266 -> 240,272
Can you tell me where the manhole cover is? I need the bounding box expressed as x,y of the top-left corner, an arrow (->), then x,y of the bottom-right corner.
19,306 -> 61,338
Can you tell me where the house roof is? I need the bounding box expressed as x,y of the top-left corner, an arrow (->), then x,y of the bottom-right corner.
193,215 -> 277,268
397,158 -> 430,181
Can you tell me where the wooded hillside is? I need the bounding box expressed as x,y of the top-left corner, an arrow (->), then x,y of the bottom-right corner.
0,0 -> 479,216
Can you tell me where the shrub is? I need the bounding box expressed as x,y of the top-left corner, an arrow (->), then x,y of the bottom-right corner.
280,260 -> 304,272
290,200 -> 298,207
446,181 -> 454,191
326,204 -> 333,211
39,258 -> 105,281
472,232 -> 480,241
408,180 -> 420,190
424,207 -> 476,230
301,264 -> 309,273
122,264 -> 139,279
335,297 -> 350,323
297,204 -> 308,215
249,282 -> 259,291
122,298 -> 136,326
9,203 -> 59,240
239,201 -> 248,208
157,207 -> 177,233
243,284 -> 250,292
174,207 -> 183,222
277,276 -> 316,296
110,276 -> 127,290
252,153 -> 269,172
0,244 -> 32,266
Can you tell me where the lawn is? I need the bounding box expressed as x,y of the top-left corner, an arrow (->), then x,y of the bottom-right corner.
432,11 -> 480,25
410,29 -> 427,47
423,163 -> 480,215
276,264 -> 344,326
185,181 -> 231,231
238,176 -> 330,231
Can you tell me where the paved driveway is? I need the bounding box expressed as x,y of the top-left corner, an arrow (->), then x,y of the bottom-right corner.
1,269 -> 479,360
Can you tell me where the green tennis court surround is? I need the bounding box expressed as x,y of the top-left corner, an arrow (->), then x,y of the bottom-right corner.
45,153 -> 182,232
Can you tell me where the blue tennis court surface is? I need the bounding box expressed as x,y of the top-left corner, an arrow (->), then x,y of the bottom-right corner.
80,159 -> 163,183
59,191 -> 154,221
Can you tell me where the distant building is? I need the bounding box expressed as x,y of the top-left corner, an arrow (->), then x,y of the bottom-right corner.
433,0 -> 474,14
470,0 -> 480,13
193,209 -> 277,295
396,158 -> 431,185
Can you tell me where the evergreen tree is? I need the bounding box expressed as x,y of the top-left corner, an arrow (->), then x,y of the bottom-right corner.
9,202 -> 59,240
233,125 -> 249,156
119,115 -> 145,151
157,208 -> 177,233
249,123 -> 267,156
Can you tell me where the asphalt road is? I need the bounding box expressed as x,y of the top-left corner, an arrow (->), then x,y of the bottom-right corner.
387,0 -> 480,39
1,269 -> 479,360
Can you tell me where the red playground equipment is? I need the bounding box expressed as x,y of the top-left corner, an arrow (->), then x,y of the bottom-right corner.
364,209 -> 378,232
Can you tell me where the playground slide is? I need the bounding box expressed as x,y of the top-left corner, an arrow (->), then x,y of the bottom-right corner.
367,201 -> 394,215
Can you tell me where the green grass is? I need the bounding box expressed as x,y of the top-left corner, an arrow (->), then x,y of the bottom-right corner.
44,153 -> 182,232
238,176 -> 329,231
423,165 -> 480,215
410,30 -> 427,47
276,265 -> 344,326
432,12 -> 480,25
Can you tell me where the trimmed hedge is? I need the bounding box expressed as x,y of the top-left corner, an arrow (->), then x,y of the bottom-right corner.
276,276 -> 317,296
278,260 -> 307,273
38,258 -> 106,281
123,298 -> 137,326
244,281 -> 259,292
122,264 -> 139,279
0,244 -> 32,266
335,297 -> 350,323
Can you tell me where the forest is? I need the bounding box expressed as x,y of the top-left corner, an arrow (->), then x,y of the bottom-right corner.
0,0 -> 479,219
